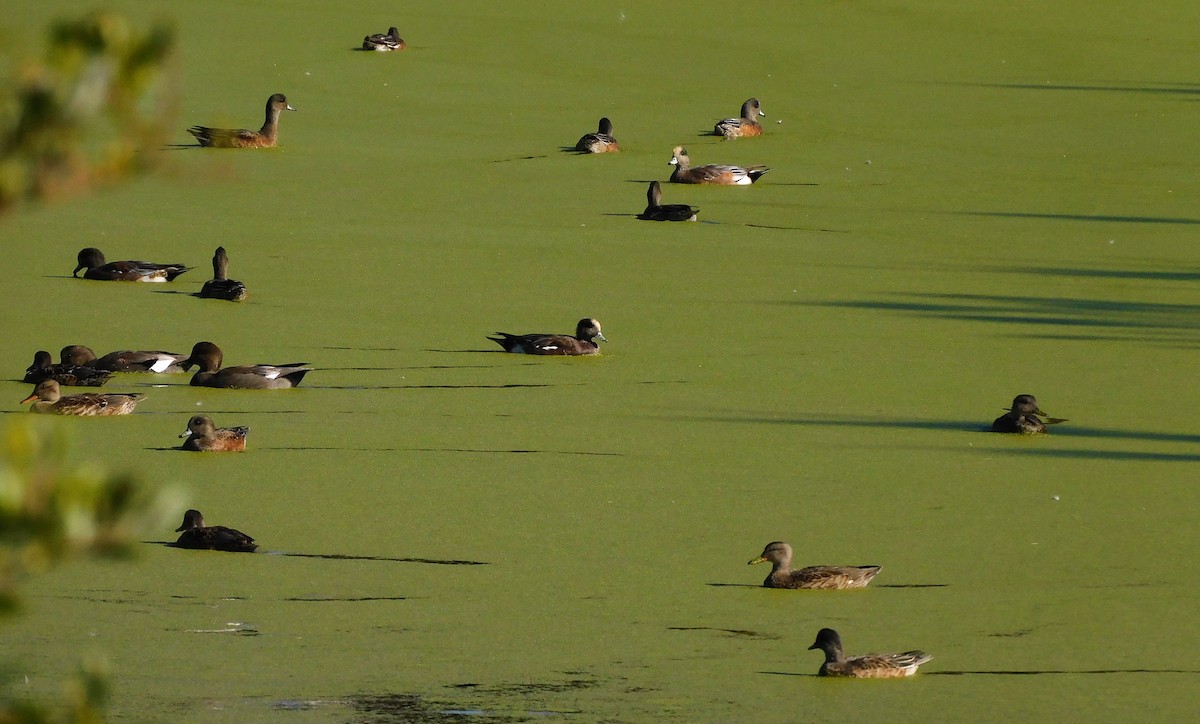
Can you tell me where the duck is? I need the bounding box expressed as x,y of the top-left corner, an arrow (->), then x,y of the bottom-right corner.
20,379 -> 145,415
198,246 -> 247,301
488,318 -> 606,356
187,93 -> 296,149
575,117 -> 620,153
714,98 -> 765,139
23,350 -> 113,387
808,628 -> 932,678
992,394 -> 1067,434
362,26 -> 406,51
748,542 -> 881,589
72,247 -> 189,282
181,341 -> 312,389
668,146 -> 769,185
179,414 -> 249,452
637,181 -> 698,221
173,509 -> 258,552
61,345 -> 188,374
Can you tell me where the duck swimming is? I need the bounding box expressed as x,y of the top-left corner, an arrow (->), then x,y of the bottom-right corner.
714,98 -> 765,139
181,341 -> 312,389
808,628 -> 932,678
637,181 -> 698,221
575,117 -> 620,153
668,146 -> 769,185
173,509 -> 257,552
362,27 -> 406,51
63,345 -> 188,374
991,394 -> 1067,434
187,94 -> 296,149
488,318 -> 607,356
20,379 -> 145,415
748,541 -> 880,589
198,246 -> 247,301
179,414 -> 249,452
24,350 -> 113,387
72,247 -> 189,282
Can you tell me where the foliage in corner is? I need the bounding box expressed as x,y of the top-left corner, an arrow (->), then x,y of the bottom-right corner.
0,418 -> 179,722
0,11 -> 177,213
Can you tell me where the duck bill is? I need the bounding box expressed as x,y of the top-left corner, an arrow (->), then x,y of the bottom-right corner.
747,556 -> 767,566
179,429 -> 193,439
20,393 -> 38,404
286,104 -> 297,111
596,333 -> 608,343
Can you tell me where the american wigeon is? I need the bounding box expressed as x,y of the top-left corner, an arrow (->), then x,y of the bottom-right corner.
198,246 -> 247,301
575,117 -> 620,153
991,394 -> 1067,434
23,350 -> 113,387
748,542 -> 881,590
20,379 -> 145,415
362,27 -> 406,51
72,247 -> 189,282
714,98 -> 765,139
181,341 -> 312,389
173,509 -> 257,552
179,414 -> 249,452
62,345 -> 188,374
488,318 -> 607,356
637,181 -> 698,221
668,146 -> 768,185
187,94 -> 296,149
808,628 -> 932,678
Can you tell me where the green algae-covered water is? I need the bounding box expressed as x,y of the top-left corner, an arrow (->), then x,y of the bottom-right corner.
3,1 -> 1198,721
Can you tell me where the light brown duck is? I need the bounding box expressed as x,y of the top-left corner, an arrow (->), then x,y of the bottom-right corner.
179,414 -> 249,452
748,541 -> 881,589
20,379 -> 145,415
668,146 -> 768,185
187,94 -> 296,149
808,628 -> 932,678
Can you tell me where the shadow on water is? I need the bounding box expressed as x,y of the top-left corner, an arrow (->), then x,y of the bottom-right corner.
284,595 -> 409,602
928,669 -> 1200,676
279,552 -> 488,565
985,448 -> 1200,463
668,626 -> 780,639
673,413 -> 1199,454
488,154 -> 549,162
987,265 -> 1200,282
673,413 -> 986,434
148,541 -> 488,565
261,446 -> 620,456
966,81 -> 1200,97
953,210 -> 1200,225
600,213 -> 834,231
402,447 -> 621,457
792,292 -> 1200,343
